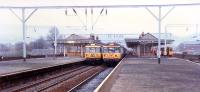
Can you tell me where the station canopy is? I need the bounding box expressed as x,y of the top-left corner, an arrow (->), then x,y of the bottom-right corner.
125,33 -> 174,48
57,34 -> 96,45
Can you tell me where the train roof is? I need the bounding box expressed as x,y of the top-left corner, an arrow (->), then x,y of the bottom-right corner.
85,43 -> 102,47
103,45 -> 121,48
103,42 -> 122,47
152,45 -> 173,49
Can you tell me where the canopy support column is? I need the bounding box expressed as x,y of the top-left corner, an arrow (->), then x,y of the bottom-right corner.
9,8 -> 38,61
146,6 -> 175,64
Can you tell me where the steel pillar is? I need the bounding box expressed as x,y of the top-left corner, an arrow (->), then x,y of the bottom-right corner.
54,26 -> 57,58
91,8 -> 93,31
158,6 -> 161,64
64,45 -> 66,57
164,26 -> 167,56
85,8 -> 88,31
10,8 -> 37,61
146,6 -> 174,64
22,8 -> 26,61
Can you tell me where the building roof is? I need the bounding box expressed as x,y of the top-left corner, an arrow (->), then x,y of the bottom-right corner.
65,34 -> 89,41
140,33 -> 157,40
125,33 -> 174,47
57,34 -> 99,44
125,38 -> 174,43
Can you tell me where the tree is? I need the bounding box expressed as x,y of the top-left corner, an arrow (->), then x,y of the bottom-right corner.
0,44 -> 9,51
46,26 -> 60,41
176,43 -> 185,52
46,26 -> 62,48
15,42 -> 23,51
29,37 -> 48,49
14,42 -> 23,56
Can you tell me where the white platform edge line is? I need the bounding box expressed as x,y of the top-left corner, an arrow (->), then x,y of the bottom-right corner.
0,59 -> 84,77
174,57 -> 200,66
94,56 -> 126,92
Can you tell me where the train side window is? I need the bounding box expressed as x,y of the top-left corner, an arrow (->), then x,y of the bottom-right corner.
120,48 -> 124,53
103,48 -> 108,53
95,47 -> 101,53
85,47 -> 90,52
115,47 -> 120,53
108,48 -> 115,53
86,47 -> 96,53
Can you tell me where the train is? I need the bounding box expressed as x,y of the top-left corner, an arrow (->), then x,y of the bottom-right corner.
84,43 -> 103,64
102,43 -> 126,65
84,42 -> 126,65
151,46 -> 173,57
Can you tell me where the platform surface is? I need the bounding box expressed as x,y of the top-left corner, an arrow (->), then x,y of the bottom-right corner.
0,57 -> 84,75
110,57 -> 200,92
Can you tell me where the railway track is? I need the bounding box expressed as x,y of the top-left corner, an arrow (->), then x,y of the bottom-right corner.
0,61 -> 83,90
1,64 -> 106,92
69,68 -> 114,92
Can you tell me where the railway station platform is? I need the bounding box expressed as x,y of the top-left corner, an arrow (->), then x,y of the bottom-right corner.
0,57 -> 84,76
95,56 -> 200,92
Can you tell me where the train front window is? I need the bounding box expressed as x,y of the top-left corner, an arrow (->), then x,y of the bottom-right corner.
114,48 -> 120,53
85,47 -> 100,53
103,47 -> 120,53
96,48 -> 100,52
108,48 -> 115,53
103,48 -> 108,53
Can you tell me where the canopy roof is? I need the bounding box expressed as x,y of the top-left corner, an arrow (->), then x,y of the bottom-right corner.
57,34 -> 98,45
125,33 -> 174,47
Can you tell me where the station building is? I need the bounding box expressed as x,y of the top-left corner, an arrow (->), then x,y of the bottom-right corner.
125,33 -> 174,57
57,34 -> 100,57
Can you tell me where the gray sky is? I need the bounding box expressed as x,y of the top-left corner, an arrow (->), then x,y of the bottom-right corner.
0,0 -> 200,44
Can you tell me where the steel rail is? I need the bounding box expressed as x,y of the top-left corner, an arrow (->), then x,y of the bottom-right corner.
1,66 -> 92,92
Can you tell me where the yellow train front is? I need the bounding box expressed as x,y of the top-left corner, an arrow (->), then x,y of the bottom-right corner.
84,43 -> 103,64
102,43 -> 126,66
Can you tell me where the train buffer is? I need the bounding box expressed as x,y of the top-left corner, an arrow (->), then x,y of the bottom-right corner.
95,56 -> 200,92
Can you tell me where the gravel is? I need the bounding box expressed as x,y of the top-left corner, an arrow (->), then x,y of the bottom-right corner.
74,68 -> 113,92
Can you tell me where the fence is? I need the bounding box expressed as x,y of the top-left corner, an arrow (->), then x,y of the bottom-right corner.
174,53 -> 200,62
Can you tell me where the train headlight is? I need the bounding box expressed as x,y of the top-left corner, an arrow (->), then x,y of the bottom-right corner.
91,54 -> 95,57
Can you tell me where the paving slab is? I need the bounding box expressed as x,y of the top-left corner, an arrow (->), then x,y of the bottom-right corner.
0,57 -> 84,75
110,57 -> 200,92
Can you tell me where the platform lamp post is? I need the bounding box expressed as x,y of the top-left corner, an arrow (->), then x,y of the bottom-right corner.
63,44 -> 66,57
164,25 -> 168,56
164,25 -> 173,57
54,26 -> 57,59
